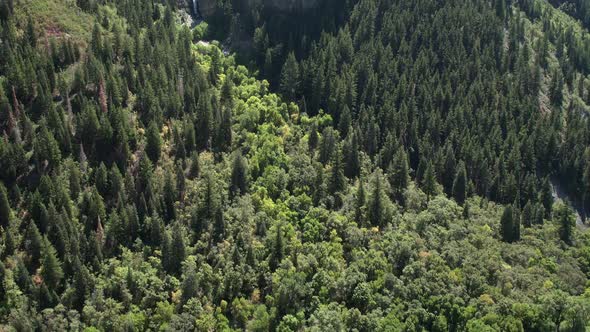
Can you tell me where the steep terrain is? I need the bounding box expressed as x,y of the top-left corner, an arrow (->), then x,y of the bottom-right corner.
0,0 -> 589,331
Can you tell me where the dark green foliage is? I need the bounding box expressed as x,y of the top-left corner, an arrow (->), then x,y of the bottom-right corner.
452,161 -> 468,205
388,147 -> 409,204
145,121 -> 162,163
0,182 -> 10,227
40,238 -> 64,290
230,153 -> 248,197
280,52 -> 300,100
422,162 -> 438,201
500,205 -> 520,243
0,0 -> 589,330
368,171 -> 385,227
170,223 -> 186,275
554,201 -> 576,245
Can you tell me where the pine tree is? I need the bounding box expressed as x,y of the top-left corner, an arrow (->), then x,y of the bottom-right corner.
0,182 -> 10,228
25,222 -> 43,271
329,147 -> 346,195
213,207 -> 225,243
554,201 -> 575,245
170,223 -> 186,275
308,122 -> 318,151
95,162 -> 109,197
176,163 -> 186,201
189,152 -> 200,179
388,147 -> 409,204
549,68 -> 564,107
280,52 -> 300,100
422,161 -> 438,201
343,131 -> 360,179
0,261 -> 6,301
145,121 -> 162,163
355,179 -> 366,226
230,153 -> 248,198
522,201 -> 534,227
452,161 -> 468,205
163,171 -> 177,223
500,205 -> 515,243
441,145 -> 456,196
270,223 -> 284,270
41,238 -> 64,290
368,171 -> 385,227
539,178 -> 553,218
181,267 -> 198,305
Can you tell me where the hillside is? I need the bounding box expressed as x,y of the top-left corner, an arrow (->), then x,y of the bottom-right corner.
0,0 -> 589,331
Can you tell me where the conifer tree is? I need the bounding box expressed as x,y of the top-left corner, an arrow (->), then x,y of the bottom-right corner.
40,238 -> 64,290
554,201 -> 575,245
343,131 -> 360,179
230,153 -> 248,198
214,207 -> 225,243
145,121 -> 161,163
500,205 -> 515,243
181,267 -> 198,305
0,182 -> 10,228
280,52 -> 300,100
163,171 -> 177,223
388,147 -> 409,204
170,223 -> 186,275
423,161 -> 438,201
355,179 -> 366,226
270,223 -> 284,270
452,161 -> 467,205
368,171 -> 385,227
329,147 -> 346,195
441,145 -> 457,196
25,222 -> 43,270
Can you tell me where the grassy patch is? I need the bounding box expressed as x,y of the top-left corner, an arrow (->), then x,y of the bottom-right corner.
14,0 -> 94,43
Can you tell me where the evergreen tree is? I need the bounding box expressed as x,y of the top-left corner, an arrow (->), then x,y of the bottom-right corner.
539,178 -> 553,218
554,201 -> 575,245
423,161 -> 438,201
170,223 -> 186,275
441,145 -> 457,196
25,222 -> 43,271
213,207 -> 225,243
329,147 -> 346,195
189,152 -> 200,179
355,179 -> 366,226
452,161 -> 468,205
145,121 -> 161,163
388,147 -> 409,204
230,153 -> 248,198
0,182 -> 10,228
500,205 -> 515,243
40,238 -> 64,290
270,223 -> 284,271
368,171 -> 385,227
343,131 -> 360,179
181,267 -> 198,304
163,171 -> 177,223
522,200 -> 535,228
280,52 -> 300,100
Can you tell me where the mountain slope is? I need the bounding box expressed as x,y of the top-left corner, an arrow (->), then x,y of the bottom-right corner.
0,0 -> 589,331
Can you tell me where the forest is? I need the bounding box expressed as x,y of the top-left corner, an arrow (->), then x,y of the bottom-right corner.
1,0 -> 590,330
